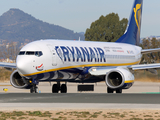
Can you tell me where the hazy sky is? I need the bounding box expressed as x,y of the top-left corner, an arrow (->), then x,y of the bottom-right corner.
0,0 -> 159,38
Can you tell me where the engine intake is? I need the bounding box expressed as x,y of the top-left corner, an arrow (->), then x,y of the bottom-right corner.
10,70 -> 32,89
107,72 -> 123,87
106,68 -> 134,89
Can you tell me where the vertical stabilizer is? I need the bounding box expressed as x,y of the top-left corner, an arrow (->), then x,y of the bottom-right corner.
116,0 -> 143,45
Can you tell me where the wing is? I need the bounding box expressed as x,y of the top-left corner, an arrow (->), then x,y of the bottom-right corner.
141,48 -> 160,54
128,63 -> 160,70
89,63 -> 160,76
89,66 -> 117,76
0,62 -> 16,68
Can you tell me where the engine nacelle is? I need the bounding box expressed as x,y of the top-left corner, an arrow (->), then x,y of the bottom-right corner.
105,68 -> 134,89
10,70 -> 32,89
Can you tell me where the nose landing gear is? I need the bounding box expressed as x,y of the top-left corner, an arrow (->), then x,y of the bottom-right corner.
29,79 -> 67,93
30,79 -> 39,93
30,84 -> 38,93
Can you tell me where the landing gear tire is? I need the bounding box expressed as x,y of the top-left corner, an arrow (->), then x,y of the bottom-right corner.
107,87 -> 114,93
61,84 -> 67,93
30,87 -> 34,93
116,89 -> 122,93
30,86 -> 38,93
52,84 -> 59,93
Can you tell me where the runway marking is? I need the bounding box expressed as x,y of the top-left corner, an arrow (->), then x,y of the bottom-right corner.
142,92 -> 160,94
9,99 -> 17,101
23,98 -> 31,99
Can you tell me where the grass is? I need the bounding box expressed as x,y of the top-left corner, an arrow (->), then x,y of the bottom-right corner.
143,115 -> 153,117
56,111 -> 63,115
144,119 -> 154,120
0,68 -> 13,81
0,110 -> 159,119
129,118 -> 143,120
90,114 -> 98,118
134,69 -> 160,82
27,111 -> 52,117
66,111 -> 91,118
120,114 -> 125,118
102,114 -> 108,118
107,112 -> 120,116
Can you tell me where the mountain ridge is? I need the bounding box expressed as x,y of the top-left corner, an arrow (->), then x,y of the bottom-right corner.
0,8 -> 84,43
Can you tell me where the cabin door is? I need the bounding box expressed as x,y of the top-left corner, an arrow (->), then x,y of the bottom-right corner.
47,44 -> 57,66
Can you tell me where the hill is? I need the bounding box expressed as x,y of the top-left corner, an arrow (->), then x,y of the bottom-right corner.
0,8 -> 84,43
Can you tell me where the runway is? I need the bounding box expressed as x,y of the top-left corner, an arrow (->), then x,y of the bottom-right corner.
1,81 -> 160,110
1,81 -> 160,93
0,93 -> 160,104
0,93 -> 160,110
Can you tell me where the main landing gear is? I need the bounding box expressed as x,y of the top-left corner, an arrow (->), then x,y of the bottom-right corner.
52,82 -> 67,93
107,87 -> 122,93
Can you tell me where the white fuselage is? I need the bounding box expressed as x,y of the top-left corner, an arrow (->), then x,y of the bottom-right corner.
16,39 -> 142,80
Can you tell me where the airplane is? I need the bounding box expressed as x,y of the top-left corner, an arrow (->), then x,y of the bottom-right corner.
1,0 -> 160,93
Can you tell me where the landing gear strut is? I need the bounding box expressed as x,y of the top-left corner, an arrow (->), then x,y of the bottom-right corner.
30,84 -> 38,93
30,79 -> 39,93
52,82 -> 67,93
107,87 -> 122,93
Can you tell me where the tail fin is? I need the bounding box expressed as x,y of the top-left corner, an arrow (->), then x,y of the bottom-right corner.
116,0 -> 143,46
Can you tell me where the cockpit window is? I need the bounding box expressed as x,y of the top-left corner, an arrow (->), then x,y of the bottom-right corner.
35,51 -> 43,57
26,51 -> 35,55
35,51 -> 38,56
18,51 -> 25,55
39,51 -> 43,56
18,51 -> 43,57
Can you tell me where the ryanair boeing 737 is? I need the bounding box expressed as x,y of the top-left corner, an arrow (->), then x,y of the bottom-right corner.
1,0 -> 160,93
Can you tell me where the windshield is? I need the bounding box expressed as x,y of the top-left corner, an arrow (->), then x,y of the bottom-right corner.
18,51 -> 43,57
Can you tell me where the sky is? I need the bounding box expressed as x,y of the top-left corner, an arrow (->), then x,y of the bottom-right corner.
0,0 -> 159,38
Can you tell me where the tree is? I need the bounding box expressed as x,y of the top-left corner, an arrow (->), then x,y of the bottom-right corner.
150,38 -> 159,62
85,13 -> 128,42
140,38 -> 151,63
140,38 -> 160,64
0,42 -> 20,62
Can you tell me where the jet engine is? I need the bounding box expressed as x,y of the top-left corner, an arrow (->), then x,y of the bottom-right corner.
105,68 -> 134,89
10,70 -> 32,89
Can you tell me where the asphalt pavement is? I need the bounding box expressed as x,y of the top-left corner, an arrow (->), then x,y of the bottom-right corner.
0,81 -> 160,110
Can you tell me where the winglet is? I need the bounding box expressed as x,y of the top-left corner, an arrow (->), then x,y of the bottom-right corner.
116,0 -> 143,46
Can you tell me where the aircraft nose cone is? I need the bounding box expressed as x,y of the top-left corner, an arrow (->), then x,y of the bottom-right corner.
16,56 -> 32,75
16,60 -> 23,70
16,57 -> 25,75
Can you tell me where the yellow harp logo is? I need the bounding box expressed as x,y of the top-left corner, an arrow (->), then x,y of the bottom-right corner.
133,3 -> 142,33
